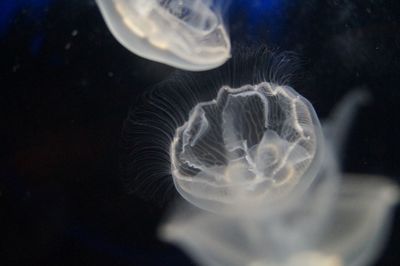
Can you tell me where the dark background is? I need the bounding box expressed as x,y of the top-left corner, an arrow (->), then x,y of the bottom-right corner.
1,0 -> 400,265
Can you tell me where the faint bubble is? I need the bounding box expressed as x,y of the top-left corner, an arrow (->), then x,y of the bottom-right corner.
65,42 -> 72,50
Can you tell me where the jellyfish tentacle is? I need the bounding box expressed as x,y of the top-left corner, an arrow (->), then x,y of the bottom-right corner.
323,89 -> 371,158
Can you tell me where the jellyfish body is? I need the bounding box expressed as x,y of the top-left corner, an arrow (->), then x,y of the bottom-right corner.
119,48 -> 303,204
96,0 -> 231,71
120,48 -> 398,265
160,89 -> 399,266
171,82 -> 324,212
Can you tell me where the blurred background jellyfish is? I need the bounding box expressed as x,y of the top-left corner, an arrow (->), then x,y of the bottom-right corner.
160,174 -> 398,266
96,0 -> 231,71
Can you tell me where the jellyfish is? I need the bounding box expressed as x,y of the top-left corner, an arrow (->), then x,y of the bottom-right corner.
121,48 -> 398,266
120,47 -> 303,205
158,88 -> 399,266
96,0 -> 231,71
170,81 -> 324,212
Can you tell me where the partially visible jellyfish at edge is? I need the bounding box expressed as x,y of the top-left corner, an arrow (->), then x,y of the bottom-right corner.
120,47 -> 399,266
96,0 -> 231,71
170,81 -> 324,212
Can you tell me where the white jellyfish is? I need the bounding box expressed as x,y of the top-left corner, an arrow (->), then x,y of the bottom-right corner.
120,47 -> 302,204
96,0 -> 231,71
121,48 -> 398,266
159,87 -> 399,266
170,82 -> 324,212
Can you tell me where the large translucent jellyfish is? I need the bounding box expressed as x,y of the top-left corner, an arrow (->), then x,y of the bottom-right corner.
120,48 -> 398,266
159,89 -> 399,266
120,48 -> 310,204
170,82 -> 324,212
96,0 -> 231,71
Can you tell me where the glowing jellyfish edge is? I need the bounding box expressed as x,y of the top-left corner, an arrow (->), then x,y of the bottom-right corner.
96,0 -> 231,71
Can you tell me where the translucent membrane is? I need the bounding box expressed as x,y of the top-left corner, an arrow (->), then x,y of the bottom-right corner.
160,88 -> 399,266
320,175 -> 399,266
96,0 -> 231,71
160,174 -> 398,266
170,81 -> 323,212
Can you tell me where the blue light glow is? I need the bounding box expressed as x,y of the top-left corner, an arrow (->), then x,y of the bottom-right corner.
231,0 -> 296,42
0,0 -> 52,36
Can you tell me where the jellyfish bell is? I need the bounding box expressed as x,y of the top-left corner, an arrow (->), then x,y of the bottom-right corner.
170,81 -> 324,212
159,89 -> 399,266
140,61 -> 398,266
120,47 -> 323,210
96,0 -> 231,71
